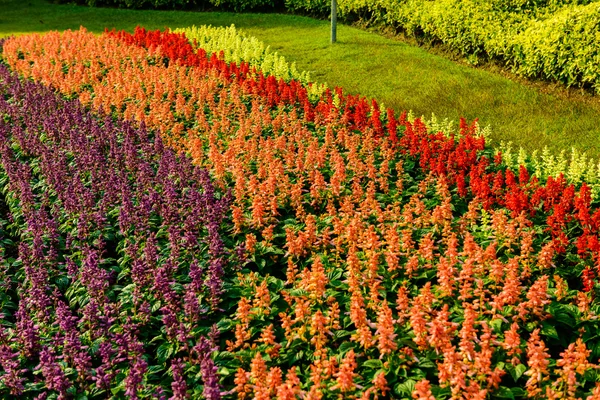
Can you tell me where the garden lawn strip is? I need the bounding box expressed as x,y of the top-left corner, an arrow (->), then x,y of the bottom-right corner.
0,64 -> 236,398
5,28 -> 600,397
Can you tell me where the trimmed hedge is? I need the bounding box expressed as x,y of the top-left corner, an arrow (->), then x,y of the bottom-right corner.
341,0 -> 600,92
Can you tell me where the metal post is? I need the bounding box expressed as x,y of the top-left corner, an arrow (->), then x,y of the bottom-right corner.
331,0 -> 337,44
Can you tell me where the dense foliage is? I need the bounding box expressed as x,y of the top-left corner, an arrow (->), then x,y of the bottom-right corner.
337,0 -> 600,93
4,26 -> 600,398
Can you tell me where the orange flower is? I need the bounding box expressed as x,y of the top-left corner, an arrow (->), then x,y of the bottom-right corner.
412,379 -> 435,400
259,324 -> 276,346
308,257 -> 328,300
502,322 -> 523,364
372,370 -> 389,397
245,233 -> 257,255
276,367 -> 302,400
553,274 -> 568,301
333,350 -> 358,393
524,329 -> 550,398
554,338 -> 594,399
234,368 -> 251,400
375,303 -> 397,356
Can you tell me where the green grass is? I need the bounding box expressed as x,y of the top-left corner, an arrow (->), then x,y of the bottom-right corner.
2,0 -> 600,158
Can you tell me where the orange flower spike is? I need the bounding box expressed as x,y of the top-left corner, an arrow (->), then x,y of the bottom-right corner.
310,311 -> 329,358
253,280 -> 271,315
368,280 -> 384,307
305,383 -> 324,400
261,224 -> 275,247
465,382 -> 487,400
490,259 -> 505,287
553,274 -> 568,301
409,302 -> 429,350
405,254 -> 420,277
349,290 -> 367,326
555,338 -> 593,399
492,257 -> 521,311
436,256 -> 456,298
412,379 -> 435,400
519,230 -> 534,261
245,233 -> 257,255
375,303 -> 398,356
231,323 -> 251,350
259,324 -> 277,346
286,258 -> 299,285
267,367 -> 284,395
361,181 -> 381,217
293,298 -> 312,326
426,304 -> 457,354
356,324 -> 375,350
537,242 -> 555,269
377,158 -> 390,194
232,206 -> 244,234
524,329 -> 551,398
250,352 -> 268,383
396,284 -> 410,320
458,303 -> 477,362
517,275 -> 550,320
279,312 -> 294,341
400,229 -> 415,255
351,177 -> 364,205
475,322 -> 500,384
577,290 -> 592,317
250,193 -> 266,228
383,225 -> 400,272
234,368 -> 251,400
416,281 -> 436,310
372,370 -> 389,397
502,322 -> 523,364
304,214 -> 318,245
309,257 -> 328,300
436,345 -> 461,389
333,350 -> 359,393
236,297 -> 252,325
327,299 -> 341,330
276,367 -> 302,400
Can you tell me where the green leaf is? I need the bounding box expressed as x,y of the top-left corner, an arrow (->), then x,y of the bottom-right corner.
394,379 -> 416,396
508,363 -> 527,381
494,386 -> 515,399
216,318 -> 234,332
552,305 -> 576,327
157,343 -> 175,363
541,321 -> 559,339
333,330 -> 351,340
363,359 -> 383,369
490,318 -> 503,332
418,358 -> 436,369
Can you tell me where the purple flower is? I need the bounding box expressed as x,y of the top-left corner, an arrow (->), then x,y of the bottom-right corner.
0,344 -> 26,395
169,358 -> 188,400
37,346 -> 71,395
124,356 -> 147,399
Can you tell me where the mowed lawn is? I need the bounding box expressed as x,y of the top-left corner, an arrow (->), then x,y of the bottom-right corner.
3,0 -> 600,158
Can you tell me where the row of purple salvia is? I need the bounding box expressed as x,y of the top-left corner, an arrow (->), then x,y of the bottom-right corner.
0,63 -> 235,399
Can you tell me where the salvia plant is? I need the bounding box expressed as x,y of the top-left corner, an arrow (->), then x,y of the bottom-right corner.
173,25 -> 312,84
4,26 -> 600,399
0,63 -> 238,398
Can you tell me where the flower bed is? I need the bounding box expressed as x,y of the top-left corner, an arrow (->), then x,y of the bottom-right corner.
2,27 -> 600,398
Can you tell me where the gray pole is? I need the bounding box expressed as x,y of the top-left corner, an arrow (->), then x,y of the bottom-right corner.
331,0 -> 337,44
